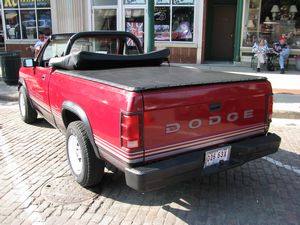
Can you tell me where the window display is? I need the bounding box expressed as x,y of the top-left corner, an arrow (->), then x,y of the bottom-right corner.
37,10 -> 52,37
243,0 -> 300,49
125,9 -> 144,48
172,7 -> 193,41
2,0 -> 51,40
94,9 -> 117,30
154,1 -> 194,42
20,10 -> 36,39
154,7 -> 170,41
5,11 -> 19,39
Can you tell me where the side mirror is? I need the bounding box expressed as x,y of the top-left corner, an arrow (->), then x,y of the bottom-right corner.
23,58 -> 37,67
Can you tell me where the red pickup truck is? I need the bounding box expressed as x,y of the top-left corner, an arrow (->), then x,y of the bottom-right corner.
18,31 -> 281,192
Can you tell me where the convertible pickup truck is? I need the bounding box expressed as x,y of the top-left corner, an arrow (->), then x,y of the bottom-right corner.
18,31 -> 281,192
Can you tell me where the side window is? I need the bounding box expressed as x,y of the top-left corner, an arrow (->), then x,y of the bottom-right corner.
42,40 -> 68,62
43,44 -> 54,61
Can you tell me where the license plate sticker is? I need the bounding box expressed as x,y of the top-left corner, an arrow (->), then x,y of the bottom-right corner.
204,146 -> 231,168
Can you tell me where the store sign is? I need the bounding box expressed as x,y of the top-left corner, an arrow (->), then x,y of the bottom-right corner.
4,0 -> 49,7
4,0 -> 17,7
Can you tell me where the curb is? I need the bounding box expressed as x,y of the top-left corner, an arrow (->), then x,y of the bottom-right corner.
273,89 -> 300,95
273,111 -> 300,120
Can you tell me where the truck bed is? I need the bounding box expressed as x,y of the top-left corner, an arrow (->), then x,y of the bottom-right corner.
57,65 -> 267,91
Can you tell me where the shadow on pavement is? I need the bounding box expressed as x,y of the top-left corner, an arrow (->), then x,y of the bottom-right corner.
89,149 -> 300,225
32,118 -> 55,129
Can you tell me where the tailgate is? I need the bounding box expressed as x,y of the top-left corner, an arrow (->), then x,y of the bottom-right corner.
142,81 -> 272,162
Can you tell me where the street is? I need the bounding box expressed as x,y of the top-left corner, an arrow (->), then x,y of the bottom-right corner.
0,103 -> 300,225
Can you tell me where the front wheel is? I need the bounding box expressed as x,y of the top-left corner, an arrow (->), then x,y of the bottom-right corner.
19,86 -> 37,124
66,121 -> 104,187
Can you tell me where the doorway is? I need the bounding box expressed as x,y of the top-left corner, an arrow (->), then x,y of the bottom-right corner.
204,0 -> 237,62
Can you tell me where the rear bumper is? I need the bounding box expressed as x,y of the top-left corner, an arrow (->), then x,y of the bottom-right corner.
125,133 -> 281,192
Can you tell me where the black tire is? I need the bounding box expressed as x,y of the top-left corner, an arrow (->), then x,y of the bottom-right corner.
18,86 -> 37,124
66,121 -> 104,187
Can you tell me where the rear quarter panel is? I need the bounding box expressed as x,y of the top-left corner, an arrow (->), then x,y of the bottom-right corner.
48,71 -> 143,165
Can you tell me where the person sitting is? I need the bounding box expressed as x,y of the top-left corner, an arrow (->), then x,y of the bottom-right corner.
27,32 -> 46,57
273,34 -> 291,74
252,38 -> 268,72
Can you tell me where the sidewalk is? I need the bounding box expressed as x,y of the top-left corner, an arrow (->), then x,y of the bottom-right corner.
0,79 -> 18,102
0,63 -> 300,119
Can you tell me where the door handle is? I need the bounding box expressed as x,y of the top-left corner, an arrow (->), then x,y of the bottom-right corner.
41,74 -> 46,80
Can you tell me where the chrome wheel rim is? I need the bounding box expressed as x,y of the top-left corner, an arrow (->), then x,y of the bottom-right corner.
19,92 -> 26,117
68,135 -> 83,175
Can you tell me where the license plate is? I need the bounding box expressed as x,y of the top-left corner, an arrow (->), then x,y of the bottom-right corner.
204,146 -> 231,168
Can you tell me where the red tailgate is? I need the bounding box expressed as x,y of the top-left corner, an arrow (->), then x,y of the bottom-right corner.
142,81 -> 272,162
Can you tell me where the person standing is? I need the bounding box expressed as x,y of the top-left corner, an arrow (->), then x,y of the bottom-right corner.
273,34 -> 291,74
252,38 -> 268,72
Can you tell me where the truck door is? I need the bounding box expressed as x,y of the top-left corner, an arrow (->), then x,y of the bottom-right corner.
30,40 -> 55,125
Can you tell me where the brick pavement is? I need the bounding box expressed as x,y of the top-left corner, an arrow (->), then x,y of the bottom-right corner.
0,104 -> 299,225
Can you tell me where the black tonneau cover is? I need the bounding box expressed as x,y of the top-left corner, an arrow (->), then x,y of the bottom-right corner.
56,65 -> 267,91
49,49 -> 170,70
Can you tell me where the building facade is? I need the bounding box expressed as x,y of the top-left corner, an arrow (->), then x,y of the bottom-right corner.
0,0 -> 299,63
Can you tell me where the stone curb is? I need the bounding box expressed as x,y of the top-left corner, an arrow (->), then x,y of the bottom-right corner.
272,111 -> 300,120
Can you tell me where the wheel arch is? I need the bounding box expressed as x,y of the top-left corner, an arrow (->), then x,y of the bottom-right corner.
18,77 -> 27,91
62,101 -> 101,159
18,78 -> 35,109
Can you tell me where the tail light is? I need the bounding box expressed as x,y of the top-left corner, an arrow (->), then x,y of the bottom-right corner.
121,113 -> 142,152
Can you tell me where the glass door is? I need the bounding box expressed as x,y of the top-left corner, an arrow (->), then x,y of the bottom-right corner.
93,8 -> 118,30
92,0 -> 119,31
92,0 -> 147,51
124,9 -> 144,48
123,8 -> 146,51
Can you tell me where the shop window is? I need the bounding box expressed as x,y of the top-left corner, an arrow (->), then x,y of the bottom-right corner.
2,0 -> 51,40
154,0 -> 194,42
125,9 -> 145,49
94,9 -> 117,30
243,0 -> 300,49
154,7 -> 170,41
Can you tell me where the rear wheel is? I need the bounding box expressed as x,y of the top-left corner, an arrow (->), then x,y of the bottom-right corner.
18,86 -> 37,124
66,121 -> 104,187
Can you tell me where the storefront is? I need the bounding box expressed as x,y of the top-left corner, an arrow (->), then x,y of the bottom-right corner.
0,0 -> 52,56
91,0 -> 201,63
0,0 -> 204,63
241,0 -> 300,62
